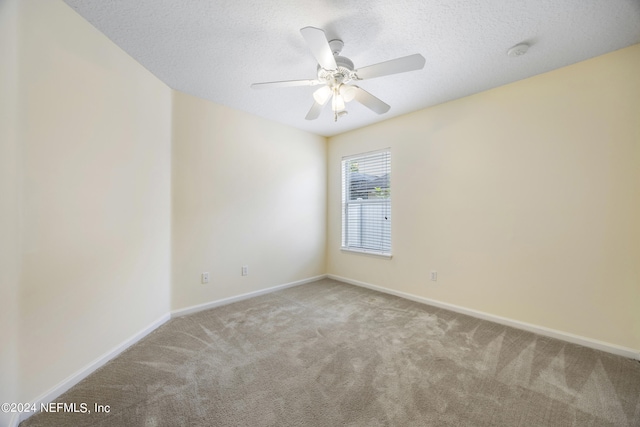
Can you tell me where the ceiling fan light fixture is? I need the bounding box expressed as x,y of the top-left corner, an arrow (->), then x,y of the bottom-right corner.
339,84 -> 357,102
313,85 -> 332,104
332,93 -> 346,112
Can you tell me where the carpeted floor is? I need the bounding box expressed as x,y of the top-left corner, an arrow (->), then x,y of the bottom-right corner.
21,279 -> 640,426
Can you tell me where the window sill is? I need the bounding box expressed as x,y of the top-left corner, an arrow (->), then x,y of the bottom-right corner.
340,248 -> 393,259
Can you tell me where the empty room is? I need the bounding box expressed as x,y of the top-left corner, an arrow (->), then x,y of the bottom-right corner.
2,0 -> 640,426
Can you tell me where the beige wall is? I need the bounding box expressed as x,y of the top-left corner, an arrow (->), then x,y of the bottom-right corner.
328,44 -> 640,351
0,0 -> 20,424
171,91 -> 326,310
17,1 -> 172,402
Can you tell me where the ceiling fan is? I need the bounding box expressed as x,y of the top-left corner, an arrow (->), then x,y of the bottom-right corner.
251,27 -> 426,122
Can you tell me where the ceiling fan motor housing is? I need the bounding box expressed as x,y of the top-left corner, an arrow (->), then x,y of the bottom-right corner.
317,55 -> 355,85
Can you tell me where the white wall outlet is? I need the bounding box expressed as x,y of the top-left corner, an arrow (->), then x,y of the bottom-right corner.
201,272 -> 210,284
430,271 -> 437,282
241,265 -> 248,276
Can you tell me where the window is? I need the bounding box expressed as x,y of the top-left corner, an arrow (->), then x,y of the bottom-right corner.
341,149 -> 391,257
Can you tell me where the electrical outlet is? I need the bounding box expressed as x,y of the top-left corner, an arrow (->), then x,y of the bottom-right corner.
201,272 -> 210,284
241,265 -> 249,276
430,271 -> 437,282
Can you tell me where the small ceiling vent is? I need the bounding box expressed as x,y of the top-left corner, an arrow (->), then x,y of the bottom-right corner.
507,43 -> 530,57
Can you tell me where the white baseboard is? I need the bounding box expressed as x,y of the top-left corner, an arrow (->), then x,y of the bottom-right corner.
171,274 -> 328,318
328,274 -> 640,361
17,312 -> 171,426
8,413 -> 19,427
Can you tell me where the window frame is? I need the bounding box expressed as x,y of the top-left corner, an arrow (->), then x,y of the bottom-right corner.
340,148 -> 392,259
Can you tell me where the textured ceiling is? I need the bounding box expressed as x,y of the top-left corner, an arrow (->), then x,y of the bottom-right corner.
63,0 -> 640,137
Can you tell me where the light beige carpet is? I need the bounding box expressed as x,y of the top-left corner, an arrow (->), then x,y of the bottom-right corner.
21,279 -> 640,426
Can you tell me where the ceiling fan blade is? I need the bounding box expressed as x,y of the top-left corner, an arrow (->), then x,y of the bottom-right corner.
305,101 -> 325,120
352,86 -> 390,114
251,79 -> 320,89
300,27 -> 337,70
355,54 -> 425,80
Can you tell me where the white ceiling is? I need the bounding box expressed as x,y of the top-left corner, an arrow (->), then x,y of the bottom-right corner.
63,0 -> 640,137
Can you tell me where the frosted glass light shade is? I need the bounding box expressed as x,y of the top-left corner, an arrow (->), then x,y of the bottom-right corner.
340,85 -> 357,102
313,86 -> 332,104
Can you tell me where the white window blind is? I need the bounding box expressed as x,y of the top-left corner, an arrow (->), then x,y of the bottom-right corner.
341,149 -> 391,256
